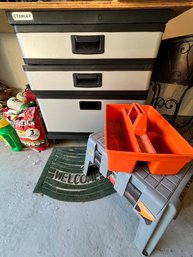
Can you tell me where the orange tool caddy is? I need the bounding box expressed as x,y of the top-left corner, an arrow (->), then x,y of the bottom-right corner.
105,103 -> 193,175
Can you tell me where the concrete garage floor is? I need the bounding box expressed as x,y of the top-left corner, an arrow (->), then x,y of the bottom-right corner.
1,141 -> 193,257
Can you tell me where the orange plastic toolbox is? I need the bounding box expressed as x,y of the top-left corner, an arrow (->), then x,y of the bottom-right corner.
104,103 -> 193,175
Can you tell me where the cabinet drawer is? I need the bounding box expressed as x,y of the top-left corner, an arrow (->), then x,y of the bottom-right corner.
38,99 -> 144,133
24,65 -> 152,91
17,32 -> 162,63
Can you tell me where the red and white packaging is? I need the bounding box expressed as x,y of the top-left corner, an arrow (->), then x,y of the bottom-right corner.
13,107 -> 49,151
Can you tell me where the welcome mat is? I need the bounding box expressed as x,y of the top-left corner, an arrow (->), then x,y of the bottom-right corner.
33,146 -> 115,202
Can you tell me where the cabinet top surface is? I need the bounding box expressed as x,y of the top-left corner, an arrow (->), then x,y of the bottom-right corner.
0,1 -> 193,14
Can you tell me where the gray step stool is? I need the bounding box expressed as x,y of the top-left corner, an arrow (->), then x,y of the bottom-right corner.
83,131 -> 193,256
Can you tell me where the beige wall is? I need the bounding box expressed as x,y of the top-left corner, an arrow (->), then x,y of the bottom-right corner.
0,33 -> 28,92
163,7 -> 193,39
161,8 -> 193,116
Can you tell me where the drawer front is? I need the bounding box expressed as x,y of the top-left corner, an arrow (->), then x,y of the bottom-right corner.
38,99 -> 144,133
26,70 -> 152,91
17,32 -> 162,61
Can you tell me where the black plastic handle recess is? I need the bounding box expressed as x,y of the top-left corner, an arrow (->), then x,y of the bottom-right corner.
73,73 -> 102,88
71,35 -> 105,54
79,101 -> 102,110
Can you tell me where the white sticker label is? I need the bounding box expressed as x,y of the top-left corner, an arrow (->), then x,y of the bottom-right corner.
12,12 -> 33,21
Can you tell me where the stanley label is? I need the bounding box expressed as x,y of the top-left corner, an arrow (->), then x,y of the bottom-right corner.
12,12 -> 33,21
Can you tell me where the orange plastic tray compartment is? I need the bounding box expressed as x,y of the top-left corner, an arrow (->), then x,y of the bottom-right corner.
105,103 -> 193,175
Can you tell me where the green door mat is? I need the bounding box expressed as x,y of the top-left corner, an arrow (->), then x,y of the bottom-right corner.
34,146 -> 115,202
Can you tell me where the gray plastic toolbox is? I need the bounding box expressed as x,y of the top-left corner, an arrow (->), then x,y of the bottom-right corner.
83,131 -> 193,256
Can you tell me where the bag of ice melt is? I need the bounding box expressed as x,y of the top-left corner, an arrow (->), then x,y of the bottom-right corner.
13,106 -> 49,151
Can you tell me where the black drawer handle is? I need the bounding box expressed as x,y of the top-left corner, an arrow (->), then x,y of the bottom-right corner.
71,35 -> 105,54
73,73 -> 102,88
79,101 -> 102,110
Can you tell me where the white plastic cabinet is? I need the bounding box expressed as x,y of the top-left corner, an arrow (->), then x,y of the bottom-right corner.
7,10 -> 170,138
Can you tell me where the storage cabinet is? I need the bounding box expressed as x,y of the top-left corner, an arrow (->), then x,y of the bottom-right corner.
7,10 -> 171,139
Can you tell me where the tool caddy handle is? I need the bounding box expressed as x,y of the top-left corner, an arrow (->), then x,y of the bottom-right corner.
122,103 -> 156,154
